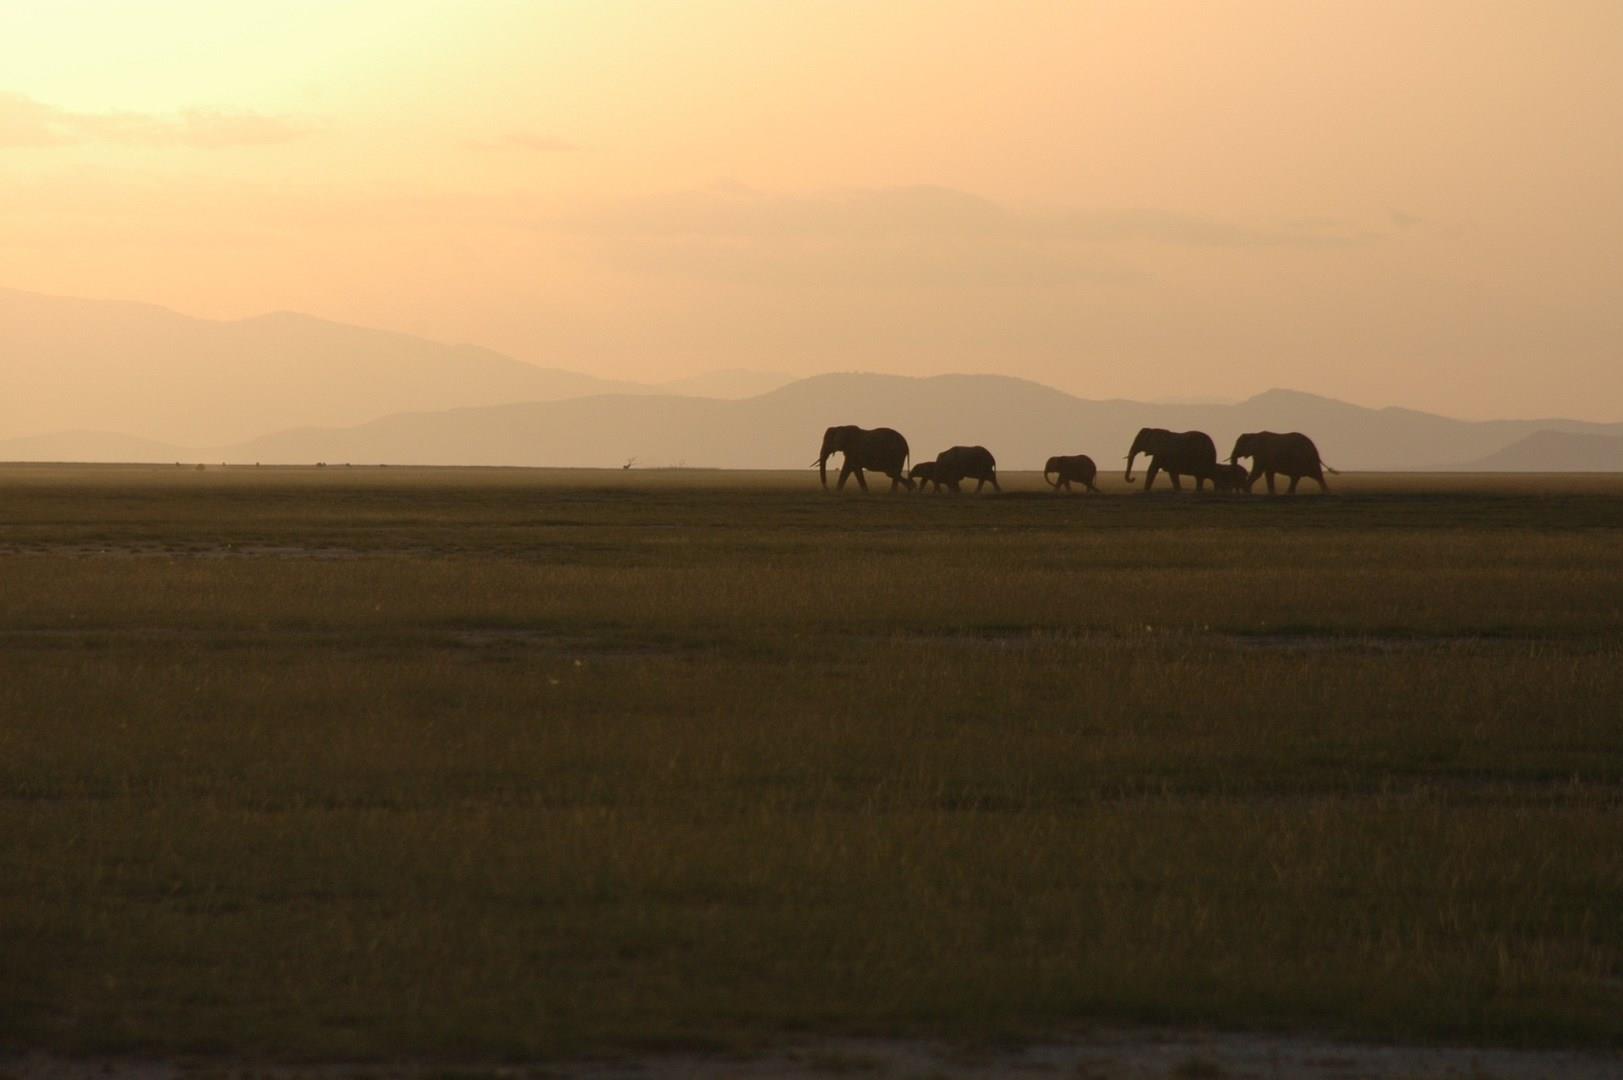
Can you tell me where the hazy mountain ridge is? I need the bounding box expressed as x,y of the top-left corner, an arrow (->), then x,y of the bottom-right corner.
11,373 -> 1617,472
6,290 -> 1622,470
1462,430 -> 1623,471
2,288 -> 809,445
656,369 -> 799,398
1,287 -> 661,445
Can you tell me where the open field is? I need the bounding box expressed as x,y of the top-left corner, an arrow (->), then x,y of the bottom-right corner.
2,464 -> 1621,1067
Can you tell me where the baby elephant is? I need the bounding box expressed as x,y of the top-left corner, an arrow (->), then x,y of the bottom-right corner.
909,460 -> 946,493
1210,462 -> 1252,494
1043,454 -> 1100,493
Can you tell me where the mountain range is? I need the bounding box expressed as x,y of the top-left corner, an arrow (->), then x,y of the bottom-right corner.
1,287 -> 794,446
3,288 -> 1619,471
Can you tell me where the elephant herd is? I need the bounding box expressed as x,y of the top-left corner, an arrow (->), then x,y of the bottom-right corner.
816,424 -> 1335,495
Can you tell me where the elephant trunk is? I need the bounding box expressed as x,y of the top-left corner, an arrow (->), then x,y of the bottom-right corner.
1124,452 -> 1138,483
817,453 -> 830,489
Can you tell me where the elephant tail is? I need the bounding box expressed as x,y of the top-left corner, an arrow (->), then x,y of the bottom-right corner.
1321,460 -> 1341,475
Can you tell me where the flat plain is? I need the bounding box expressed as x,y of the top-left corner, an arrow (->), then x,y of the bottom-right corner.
1,464 -> 1621,1065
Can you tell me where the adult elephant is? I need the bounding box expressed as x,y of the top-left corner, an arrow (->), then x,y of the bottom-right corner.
1124,428 -> 1218,492
1229,431 -> 1335,494
1043,454 -> 1099,493
816,425 -> 913,492
933,445 -> 1000,494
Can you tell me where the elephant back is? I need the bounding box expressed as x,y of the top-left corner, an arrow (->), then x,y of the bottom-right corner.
1178,431 -> 1219,474
937,444 -> 996,481
854,426 -> 910,473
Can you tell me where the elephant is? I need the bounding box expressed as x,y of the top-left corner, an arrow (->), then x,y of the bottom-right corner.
932,445 -> 1001,494
816,425 -> 913,492
1229,431 -> 1336,494
1043,454 -> 1100,493
1210,462 -> 1252,494
1124,428 -> 1219,492
909,460 -> 945,492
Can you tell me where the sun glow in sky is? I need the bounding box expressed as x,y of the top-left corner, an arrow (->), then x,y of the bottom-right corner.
3,1 -> 1621,418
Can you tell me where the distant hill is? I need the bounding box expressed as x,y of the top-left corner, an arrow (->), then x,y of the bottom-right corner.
0,430 -> 191,463
656,369 -> 799,399
1216,389 -> 1623,470
0,287 -> 649,446
206,374 -> 1623,471
1462,430 -> 1623,471
6,286 -> 1621,469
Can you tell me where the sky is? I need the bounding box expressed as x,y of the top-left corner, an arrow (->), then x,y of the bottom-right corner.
3,1 -> 1621,420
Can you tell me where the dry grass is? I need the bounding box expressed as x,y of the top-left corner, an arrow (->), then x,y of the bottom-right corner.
1,466 -> 1620,1058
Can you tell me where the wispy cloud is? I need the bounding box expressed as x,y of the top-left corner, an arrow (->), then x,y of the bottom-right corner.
555,183 -> 1372,249
465,132 -> 580,153
1056,208 -> 1373,249
540,184 -> 1129,289
0,92 -> 308,149
529,183 -> 1377,290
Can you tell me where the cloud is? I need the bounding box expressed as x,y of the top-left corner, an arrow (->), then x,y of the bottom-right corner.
1056,208 -> 1372,249
561,183 -> 1009,239
466,132 -> 580,153
530,183 -> 1375,291
555,183 -> 1371,249
0,92 -> 307,149
540,184 -> 1131,289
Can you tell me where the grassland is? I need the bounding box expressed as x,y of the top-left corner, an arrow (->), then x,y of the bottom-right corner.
1,464 -> 1620,1061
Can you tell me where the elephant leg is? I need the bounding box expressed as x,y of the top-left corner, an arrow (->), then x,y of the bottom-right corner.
837,463 -> 853,490
1314,469 -> 1329,492
1266,471 -> 1277,495
1144,464 -> 1160,491
853,468 -> 869,493
989,474 -> 1001,493
1170,471 -> 1183,492
1288,475 -> 1300,494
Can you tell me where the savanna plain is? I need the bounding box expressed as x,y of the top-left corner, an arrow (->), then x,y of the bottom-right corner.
2,465 -> 1621,1071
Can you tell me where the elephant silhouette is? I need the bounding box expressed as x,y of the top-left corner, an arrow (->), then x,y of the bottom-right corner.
815,425 -> 913,492
1230,431 -> 1337,494
931,445 -> 1000,494
1043,454 -> 1100,493
1124,428 -> 1219,492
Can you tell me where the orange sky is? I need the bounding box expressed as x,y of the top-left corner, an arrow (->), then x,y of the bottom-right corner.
3,1 -> 1620,418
